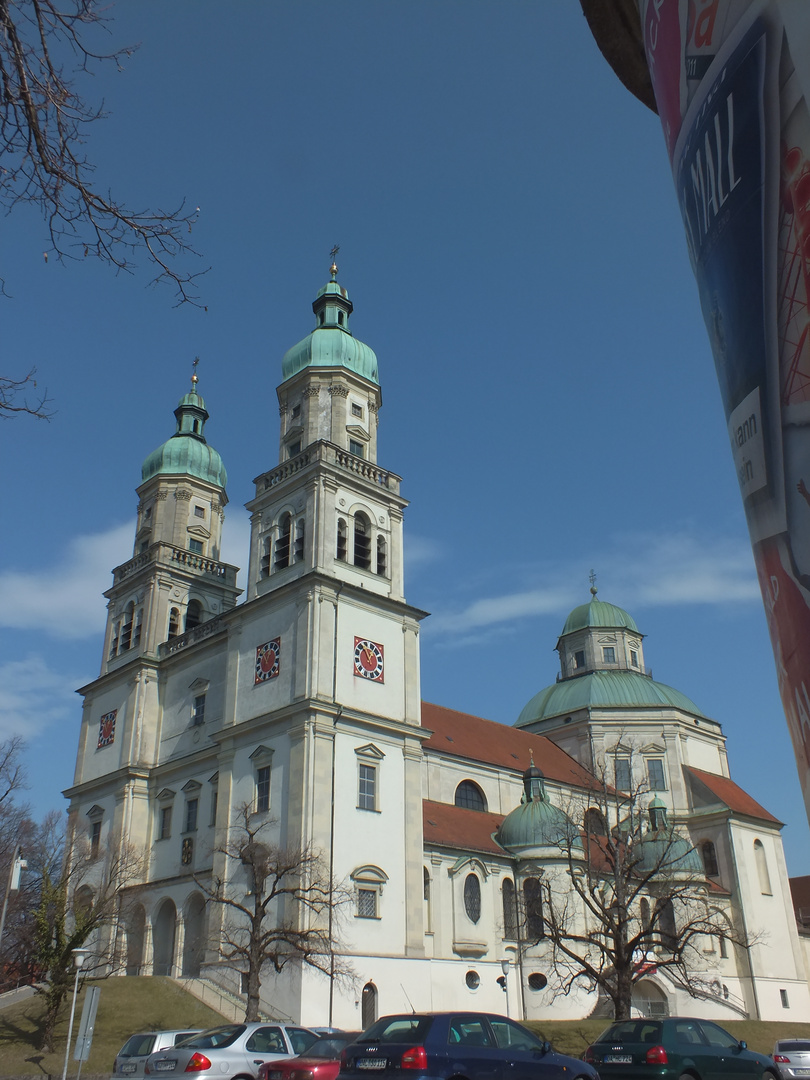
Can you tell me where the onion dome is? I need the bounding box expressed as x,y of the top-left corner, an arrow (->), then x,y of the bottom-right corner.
281,265 -> 379,384
636,798 -> 703,876
141,375 -> 227,487
496,760 -> 581,857
516,671 -> 705,726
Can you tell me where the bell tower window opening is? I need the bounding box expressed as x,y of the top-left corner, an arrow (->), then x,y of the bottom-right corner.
354,512 -> 371,569
168,608 -> 180,639
132,609 -> 143,649
261,536 -> 272,577
120,602 -> 135,651
274,513 -> 291,570
185,599 -> 203,632
294,518 -> 305,562
109,621 -> 120,658
376,535 -> 387,577
337,518 -> 347,561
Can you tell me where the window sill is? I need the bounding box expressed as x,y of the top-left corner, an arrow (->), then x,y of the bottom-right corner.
357,806 -> 381,813
355,914 -> 381,921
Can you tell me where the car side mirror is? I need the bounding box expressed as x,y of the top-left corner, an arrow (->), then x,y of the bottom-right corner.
541,1042 -> 552,1055
739,1041 -> 747,1051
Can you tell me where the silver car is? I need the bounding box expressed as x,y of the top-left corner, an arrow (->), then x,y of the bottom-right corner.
115,1030 -> 202,1078
774,1039 -> 810,1080
145,1022 -> 318,1080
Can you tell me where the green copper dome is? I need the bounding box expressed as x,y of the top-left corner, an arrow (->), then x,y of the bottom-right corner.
562,598 -> 639,635
142,383 -> 227,487
516,670 -> 706,727
281,274 -> 379,384
496,765 -> 581,855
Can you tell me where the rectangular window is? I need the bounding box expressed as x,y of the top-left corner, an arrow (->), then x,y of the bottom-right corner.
159,806 -> 172,840
210,790 -> 218,827
256,766 -> 271,813
185,799 -> 198,833
291,404 -> 301,419
357,889 -> 377,918
349,439 -> 365,458
288,441 -> 301,458
189,539 -> 203,554
781,989 -> 789,1008
719,935 -> 728,958
90,820 -> 101,859
602,646 -> 616,663
194,505 -> 205,518
358,764 -> 377,811
574,650 -> 585,669
647,759 -> 666,791
192,694 -> 206,725
630,649 -> 639,667
352,403 -> 363,418
614,757 -> 631,792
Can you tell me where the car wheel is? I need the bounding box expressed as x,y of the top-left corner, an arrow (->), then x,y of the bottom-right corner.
678,1074 -> 699,1080
762,1073 -> 779,1080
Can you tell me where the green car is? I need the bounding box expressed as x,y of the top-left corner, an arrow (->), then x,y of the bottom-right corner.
583,1017 -> 779,1080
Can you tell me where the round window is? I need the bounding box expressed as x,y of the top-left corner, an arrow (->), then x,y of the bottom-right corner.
527,972 -> 548,991
465,970 -> 480,990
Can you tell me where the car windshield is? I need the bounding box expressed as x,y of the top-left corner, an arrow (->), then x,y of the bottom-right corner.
119,1035 -> 156,1057
776,1042 -> 810,1052
358,1017 -> 434,1044
304,1036 -> 355,1058
596,1021 -> 663,1045
181,1026 -> 246,1049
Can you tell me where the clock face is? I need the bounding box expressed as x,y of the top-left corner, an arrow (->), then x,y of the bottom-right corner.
97,709 -> 117,748
354,637 -> 384,682
255,638 -> 281,684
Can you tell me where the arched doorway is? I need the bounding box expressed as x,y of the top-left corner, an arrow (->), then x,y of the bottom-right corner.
182,893 -> 207,977
361,982 -> 377,1028
152,899 -> 177,977
632,979 -> 669,1017
126,904 -> 146,976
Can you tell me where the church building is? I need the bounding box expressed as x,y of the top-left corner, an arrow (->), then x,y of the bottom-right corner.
66,268 -> 809,1028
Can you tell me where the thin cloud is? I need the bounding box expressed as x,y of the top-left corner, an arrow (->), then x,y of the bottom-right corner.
429,530 -> 759,636
405,533 -> 443,571
0,657 -> 83,741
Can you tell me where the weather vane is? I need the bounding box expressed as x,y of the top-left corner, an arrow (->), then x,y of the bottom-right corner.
330,244 -> 340,280
589,569 -> 597,597
191,356 -> 200,388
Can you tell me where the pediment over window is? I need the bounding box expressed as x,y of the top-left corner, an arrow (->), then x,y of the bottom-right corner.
355,743 -> 385,760
187,525 -> 211,540
157,788 -> 176,802
449,856 -> 490,880
283,425 -> 304,443
208,772 -> 219,785
249,744 -> 274,765
351,864 -> 388,885
189,678 -> 210,692
642,741 -> 666,754
86,804 -> 104,820
346,425 -> 370,442
181,779 -> 202,793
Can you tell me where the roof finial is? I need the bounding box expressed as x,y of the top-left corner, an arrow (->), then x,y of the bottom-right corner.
529,750 -> 535,768
191,356 -> 200,391
329,244 -> 340,281
589,568 -> 598,599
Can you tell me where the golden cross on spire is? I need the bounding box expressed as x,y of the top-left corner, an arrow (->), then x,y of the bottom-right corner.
329,244 -> 340,280
191,356 -> 200,389
589,568 -> 597,598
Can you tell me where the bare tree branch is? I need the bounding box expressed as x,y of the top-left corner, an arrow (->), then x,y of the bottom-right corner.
0,368 -> 53,419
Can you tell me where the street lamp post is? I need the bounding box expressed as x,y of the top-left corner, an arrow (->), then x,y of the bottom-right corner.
61,948 -> 91,1080
500,958 -> 510,1018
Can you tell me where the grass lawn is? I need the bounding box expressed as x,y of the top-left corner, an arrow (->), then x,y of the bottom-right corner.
523,1017 -> 810,1059
0,977 -> 227,1077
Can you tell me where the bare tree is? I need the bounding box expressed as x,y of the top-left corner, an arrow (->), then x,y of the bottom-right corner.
0,0 -> 204,304
32,817 -> 142,1050
0,368 -> 52,420
527,748 -> 752,1021
196,806 -> 353,1022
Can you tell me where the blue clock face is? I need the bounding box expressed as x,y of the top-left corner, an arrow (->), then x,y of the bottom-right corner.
354,637 -> 384,682
255,638 -> 281,684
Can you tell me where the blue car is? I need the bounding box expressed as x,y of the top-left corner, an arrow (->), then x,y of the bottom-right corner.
338,1013 -> 599,1080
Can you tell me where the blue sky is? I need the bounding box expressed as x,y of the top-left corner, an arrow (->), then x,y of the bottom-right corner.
3,1 -> 808,874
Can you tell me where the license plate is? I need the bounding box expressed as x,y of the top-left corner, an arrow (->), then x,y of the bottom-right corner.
120,1066 -> 137,1075
357,1059 -> 387,1070
153,1062 -> 177,1072
268,1073 -> 283,1079
604,1055 -> 632,1064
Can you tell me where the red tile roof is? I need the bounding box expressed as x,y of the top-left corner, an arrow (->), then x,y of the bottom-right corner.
423,799 -> 506,856
421,702 -> 599,790
789,874 -> 810,924
685,767 -> 781,824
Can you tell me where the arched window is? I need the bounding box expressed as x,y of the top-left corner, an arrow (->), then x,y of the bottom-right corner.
455,780 -> 487,812
464,874 -> 481,923
523,877 -> 544,939
659,899 -> 677,950
640,897 -> 651,932
168,608 -> 180,639
336,518 -> 347,561
354,512 -> 371,569
423,867 -> 431,933
74,885 -> 94,921
701,840 -> 719,877
502,878 -> 518,940
120,601 -> 135,651
294,518 -> 305,562
274,513 -> 291,570
376,535 -> 387,577
185,599 -> 203,631
584,808 -> 607,835
754,839 -> 772,894
361,982 -> 377,1028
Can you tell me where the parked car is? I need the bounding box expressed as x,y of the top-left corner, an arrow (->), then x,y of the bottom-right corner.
144,1022 -> 318,1080
260,1033 -> 361,1080
338,1012 -> 598,1080
114,1030 -> 202,1078
773,1039 -> 810,1080
583,1017 -> 779,1079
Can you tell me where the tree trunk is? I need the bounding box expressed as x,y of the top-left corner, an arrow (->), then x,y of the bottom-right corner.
614,967 -> 633,1020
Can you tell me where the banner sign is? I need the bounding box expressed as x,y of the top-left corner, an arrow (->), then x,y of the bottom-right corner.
638,0 -> 810,823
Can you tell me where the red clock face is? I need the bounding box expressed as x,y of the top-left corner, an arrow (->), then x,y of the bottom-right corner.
354,637 -> 384,682
255,638 -> 281,684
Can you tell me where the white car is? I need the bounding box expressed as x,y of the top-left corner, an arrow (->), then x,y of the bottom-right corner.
145,1022 -> 318,1080
773,1039 -> 810,1080
114,1030 -> 202,1078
